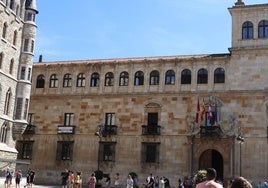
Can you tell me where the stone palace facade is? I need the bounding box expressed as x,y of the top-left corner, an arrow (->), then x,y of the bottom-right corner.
15,0 -> 268,186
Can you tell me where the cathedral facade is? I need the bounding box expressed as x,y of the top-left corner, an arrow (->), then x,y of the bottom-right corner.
0,0 -> 38,169
17,1 -> 267,186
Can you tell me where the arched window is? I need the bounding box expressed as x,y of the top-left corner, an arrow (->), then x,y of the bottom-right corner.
4,88 -> 11,115
76,73 -> 85,87
165,70 -> 175,85
197,68 -> 208,84
49,74 -> 58,88
9,59 -> 14,75
258,20 -> 268,38
119,71 -> 129,86
181,69 -> 191,84
36,74 -> 45,88
134,71 -> 144,86
149,70 -> 160,85
0,123 -> 8,143
63,73 -> 72,87
105,72 -> 114,86
13,30 -> 17,46
2,22 -> 8,39
90,72 -> 100,87
242,21 -> 253,39
214,68 -> 225,84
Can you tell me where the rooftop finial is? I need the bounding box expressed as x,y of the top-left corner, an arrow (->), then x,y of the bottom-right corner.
235,0 -> 245,6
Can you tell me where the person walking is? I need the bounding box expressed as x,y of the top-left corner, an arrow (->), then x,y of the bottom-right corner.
196,168 -> 223,188
5,167 -> 12,188
15,170 -> 22,188
159,177 -> 165,188
115,173 -> 120,188
88,173 -> 97,188
126,174 -> 134,188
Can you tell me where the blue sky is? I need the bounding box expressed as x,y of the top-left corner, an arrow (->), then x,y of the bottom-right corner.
34,0 -> 268,62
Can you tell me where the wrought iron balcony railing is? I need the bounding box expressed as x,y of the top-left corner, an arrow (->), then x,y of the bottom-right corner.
200,125 -> 222,137
57,125 -> 75,134
103,125 -> 118,136
23,124 -> 36,134
142,125 -> 161,135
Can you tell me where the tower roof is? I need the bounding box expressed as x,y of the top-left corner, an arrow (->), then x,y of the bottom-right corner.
25,0 -> 38,13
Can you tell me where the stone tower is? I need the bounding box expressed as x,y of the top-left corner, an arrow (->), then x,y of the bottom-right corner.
0,0 -> 38,166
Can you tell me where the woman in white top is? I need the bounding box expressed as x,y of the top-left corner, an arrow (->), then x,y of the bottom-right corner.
126,175 -> 134,188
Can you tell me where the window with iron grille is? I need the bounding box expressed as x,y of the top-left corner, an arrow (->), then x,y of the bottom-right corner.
99,142 -> 116,162
141,142 -> 160,163
56,141 -> 74,161
16,141 -> 34,159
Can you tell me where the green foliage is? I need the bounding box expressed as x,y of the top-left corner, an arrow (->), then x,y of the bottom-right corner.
193,170 -> 207,188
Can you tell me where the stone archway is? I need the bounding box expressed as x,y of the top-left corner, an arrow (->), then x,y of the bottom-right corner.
199,149 -> 223,181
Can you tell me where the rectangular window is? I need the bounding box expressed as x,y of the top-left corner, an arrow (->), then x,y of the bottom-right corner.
105,113 -> 115,125
23,99 -> 29,120
15,98 -> 23,119
20,66 -> 26,80
27,68 -> 31,81
27,113 -> 35,125
141,142 -> 160,163
30,40 -> 34,53
99,142 -> 116,162
26,12 -> 32,21
16,141 -> 34,159
56,141 -> 74,161
24,39 -> 29,52
64,113 -> 74,126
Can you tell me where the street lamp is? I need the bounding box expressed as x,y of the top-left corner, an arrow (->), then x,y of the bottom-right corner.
236,135 -> 245,176
95,124 -> 105,171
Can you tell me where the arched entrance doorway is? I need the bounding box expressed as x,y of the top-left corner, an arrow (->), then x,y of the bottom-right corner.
199,149 -> 223,181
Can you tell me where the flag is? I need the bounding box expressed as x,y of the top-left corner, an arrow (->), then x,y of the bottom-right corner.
208,104 -> 212,120
213,103 -> 218,126
195,98 -> 200,123
201,98 -> 206,121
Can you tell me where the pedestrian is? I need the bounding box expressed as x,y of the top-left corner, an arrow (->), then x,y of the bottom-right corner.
126,174 -> 134,188
159,177 -> 165,188
69,171 -> 74,188
105,175 -> 111,188
74,172 -> 82,188
5,167 -> 12,188
264,181 -> 268,188
196,168 -> 223,188
28,169 -> 35,188
230,177 -> 252,188
178,179 -> 184,188
88,173 -> 97,188
62,169 -> 69,188
115,173 -> 120,188
147,174 -> 154,188
15,170 -> 22,188
154,176 -> 159,188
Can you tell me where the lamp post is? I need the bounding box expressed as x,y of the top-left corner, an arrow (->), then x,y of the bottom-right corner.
236,135 -> 244,176
95,124 -> 104,171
